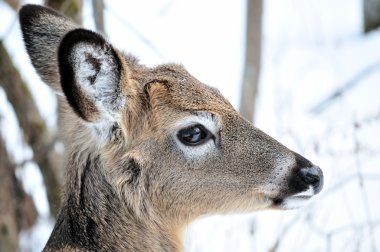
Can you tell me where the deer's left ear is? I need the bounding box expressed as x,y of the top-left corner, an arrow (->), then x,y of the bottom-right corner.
58,28 -> 128,122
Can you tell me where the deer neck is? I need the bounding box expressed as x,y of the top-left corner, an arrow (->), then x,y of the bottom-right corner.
44,149 -> 183,252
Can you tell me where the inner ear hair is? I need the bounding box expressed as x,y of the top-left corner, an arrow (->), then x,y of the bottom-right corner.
58,28 -> 123,122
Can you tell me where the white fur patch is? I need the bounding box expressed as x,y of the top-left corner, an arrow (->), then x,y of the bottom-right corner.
72,42 -> 125,121
293,185 -> 314,197
88,118 -> 117,144
281,196 -> 312,209
173,112 -> 219,160
281,186 -> 316,209
70,42 -> 125,143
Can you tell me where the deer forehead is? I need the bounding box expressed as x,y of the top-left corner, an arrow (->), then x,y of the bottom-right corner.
131,63 -> 234,111
114,62 -> 236,130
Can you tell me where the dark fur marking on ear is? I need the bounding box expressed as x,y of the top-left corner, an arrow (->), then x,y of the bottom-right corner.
84,52 -> 101,85
110,122 -> 119,133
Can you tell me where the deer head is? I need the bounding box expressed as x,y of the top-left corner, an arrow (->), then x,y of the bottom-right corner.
20,4 -> 323,251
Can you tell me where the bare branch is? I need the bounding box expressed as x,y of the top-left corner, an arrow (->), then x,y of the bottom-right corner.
159,0 -> 177,16
104,4 -> 164,59
320,173 -> 380,199
352,119 -> 378,251
268,211 -> 305,252
310,60 -> 380,114
327,218 -> 380,236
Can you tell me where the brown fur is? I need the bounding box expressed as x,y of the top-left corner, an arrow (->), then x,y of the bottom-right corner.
19,5 -> 323,252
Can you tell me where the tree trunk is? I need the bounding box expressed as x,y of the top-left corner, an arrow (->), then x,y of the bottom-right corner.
45,0 -> 83,24
239,0 -> 263,123
364,0 -> 380,33
0,0 -> 83,222
0,40 -> 63,216
0,135 -> 38,252
92,0 -> 106,35
0,0 -> 83,249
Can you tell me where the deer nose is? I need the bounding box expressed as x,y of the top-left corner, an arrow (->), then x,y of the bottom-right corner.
297,166 -> 324,194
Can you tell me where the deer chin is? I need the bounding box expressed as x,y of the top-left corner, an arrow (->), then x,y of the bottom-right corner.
276,195 -> 313,209
271,186 -> 316,210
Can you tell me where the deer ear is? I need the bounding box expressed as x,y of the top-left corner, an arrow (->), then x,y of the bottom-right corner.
19,4 -> 77,93
58,28 -> 126,122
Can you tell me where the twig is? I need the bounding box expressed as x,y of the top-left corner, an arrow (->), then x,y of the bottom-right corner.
104,4 -> 164,59
268,210 -> 306,251
327,218 -> 380,236
158,0 -> 177,16
320,173 -> 380,199
310,59 -> 380,114
353,117 -> 378,252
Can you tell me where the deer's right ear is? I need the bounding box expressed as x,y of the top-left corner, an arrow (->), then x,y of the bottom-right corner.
58,29 -> 129,122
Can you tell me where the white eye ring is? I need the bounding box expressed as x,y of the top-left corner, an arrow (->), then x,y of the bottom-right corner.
173,112 -> 220,159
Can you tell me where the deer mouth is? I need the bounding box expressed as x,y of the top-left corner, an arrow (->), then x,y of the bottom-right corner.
271,185 -> 317,210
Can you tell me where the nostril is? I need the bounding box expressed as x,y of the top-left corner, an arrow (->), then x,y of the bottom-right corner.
298,166 -> 324,193
299,168 -> 320,184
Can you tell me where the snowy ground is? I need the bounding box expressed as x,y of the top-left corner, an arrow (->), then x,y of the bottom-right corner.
0,0 -> 379,251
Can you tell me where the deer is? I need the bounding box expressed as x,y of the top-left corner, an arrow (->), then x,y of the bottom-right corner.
19,4 -> 323,252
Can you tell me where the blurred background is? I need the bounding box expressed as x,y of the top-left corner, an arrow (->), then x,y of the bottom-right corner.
0,0 -> 379,251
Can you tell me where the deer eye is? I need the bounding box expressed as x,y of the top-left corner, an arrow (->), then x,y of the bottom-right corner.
177,124 -> 212,146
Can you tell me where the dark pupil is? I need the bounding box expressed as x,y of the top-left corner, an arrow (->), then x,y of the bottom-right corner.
180,126 -> 204,144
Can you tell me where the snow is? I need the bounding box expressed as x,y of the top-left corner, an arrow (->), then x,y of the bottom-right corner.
0,0 -> 379,251
250,0 -> 380,251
